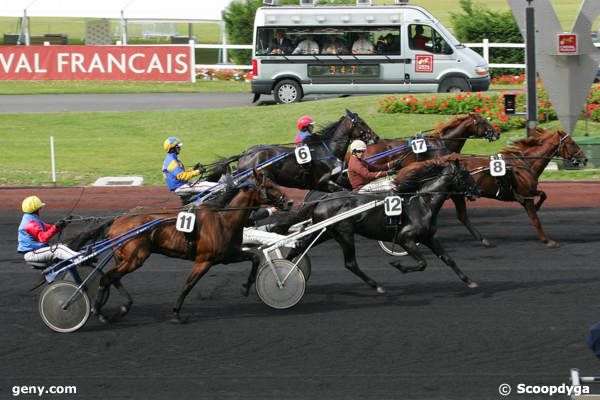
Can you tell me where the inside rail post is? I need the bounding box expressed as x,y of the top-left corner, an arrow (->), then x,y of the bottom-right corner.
525,0 -> 537,137
50,136 -> 56,185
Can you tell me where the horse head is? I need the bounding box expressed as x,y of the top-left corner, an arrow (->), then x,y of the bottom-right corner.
555,130 -> 588,168
445,156 -> 482,201
252,169 -> 291,210
344,109 -> 379,144
468,113 -> 500,142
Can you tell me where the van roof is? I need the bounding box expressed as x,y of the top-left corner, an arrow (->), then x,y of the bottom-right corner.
255,5 -> 438,26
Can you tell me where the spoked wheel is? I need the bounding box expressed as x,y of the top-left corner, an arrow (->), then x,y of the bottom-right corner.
378,240 -> 409,257
256,259 -> 305,310
290,254 -> 312,281
61,265 -> 109,307
39,281 -> 90,333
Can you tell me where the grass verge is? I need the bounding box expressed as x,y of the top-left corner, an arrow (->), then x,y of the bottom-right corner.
1,94 -> 598,186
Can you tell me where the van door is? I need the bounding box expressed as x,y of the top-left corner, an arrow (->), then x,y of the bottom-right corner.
405,24 -> 457,92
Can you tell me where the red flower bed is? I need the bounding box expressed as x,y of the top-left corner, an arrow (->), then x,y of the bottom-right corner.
378,84 -> 600,131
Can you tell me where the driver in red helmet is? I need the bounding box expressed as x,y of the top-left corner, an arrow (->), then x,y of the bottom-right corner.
295,116 -> 315,145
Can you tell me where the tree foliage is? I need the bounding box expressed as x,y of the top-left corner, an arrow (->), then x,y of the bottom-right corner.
450,0 -> 523,76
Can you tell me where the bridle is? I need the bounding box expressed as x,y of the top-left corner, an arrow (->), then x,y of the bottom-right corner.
470,115 -> 498,141
556,132 -> 585,165
349,114 -> 377,145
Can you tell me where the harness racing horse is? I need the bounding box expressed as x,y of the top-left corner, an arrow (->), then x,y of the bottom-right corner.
226,109 -> 379,192
353,113 -> 499,168
452,128 -> 587,247
89,171 -> 289,324
279,155 -> 482,294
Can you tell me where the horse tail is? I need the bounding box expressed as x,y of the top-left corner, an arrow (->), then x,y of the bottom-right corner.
66,218 -> 115,251
206,154 -> 241,182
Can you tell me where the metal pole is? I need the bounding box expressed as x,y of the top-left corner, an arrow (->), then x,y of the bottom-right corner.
50,136 -> 56,185
525,0 -> 537,137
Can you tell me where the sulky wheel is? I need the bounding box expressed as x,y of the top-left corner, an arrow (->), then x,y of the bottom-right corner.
256,259 -> 305,310
290,254 -> 312,281
61,265 -> 109,307
378,240 -> 408,257
39,281 -> 90,333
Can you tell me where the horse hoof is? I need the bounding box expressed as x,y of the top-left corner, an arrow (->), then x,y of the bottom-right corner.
97,314 -> 109,324
119,305 -> 130,316
170,315 -> 188,324
389,261 -> 406,273
241,284 -> 250,297
376,286 -> 386,294
546,240 -> 559,248
481,239 -> 494,248
467,281 -> 479,289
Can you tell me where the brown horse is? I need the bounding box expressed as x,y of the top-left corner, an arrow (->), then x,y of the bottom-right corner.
92,171 -> 288,324
452,128 -> 587,247
348,113 -> 499,168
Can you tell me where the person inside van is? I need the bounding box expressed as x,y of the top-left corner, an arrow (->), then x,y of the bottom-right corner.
352,33 -> 374,55
376,33 -> 398,55
412,25 -> 431,51
322,35 -> 348,55
269,30 -> 293,55
293,34 -> 319,55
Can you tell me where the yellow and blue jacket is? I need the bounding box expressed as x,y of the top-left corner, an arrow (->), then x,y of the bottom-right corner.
162,153 -> 199,191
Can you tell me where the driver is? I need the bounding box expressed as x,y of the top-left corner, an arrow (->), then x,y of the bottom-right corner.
162,136 -> 217,196
294,116 -> 315,145
347,140 -> 397,192
17,195 -> 80,266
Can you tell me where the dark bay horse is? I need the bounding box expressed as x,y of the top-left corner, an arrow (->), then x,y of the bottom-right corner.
451,128 -> 587,247
280,155 -> 482,293
351,113 -> 499,168
227,109 -> 379,192
88,172 -> 288,323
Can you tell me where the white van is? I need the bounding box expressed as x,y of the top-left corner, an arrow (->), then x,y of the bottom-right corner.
251,4 -> 490,103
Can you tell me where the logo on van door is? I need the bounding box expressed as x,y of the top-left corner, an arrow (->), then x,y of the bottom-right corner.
415,54 -> 434,73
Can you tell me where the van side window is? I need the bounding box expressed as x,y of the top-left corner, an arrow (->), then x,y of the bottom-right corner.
409,24 -> 453,55
255,27 -> 403,56
375,31 -> 401,55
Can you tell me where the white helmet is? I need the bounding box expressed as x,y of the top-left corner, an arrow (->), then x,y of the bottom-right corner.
350,140 -> 367,153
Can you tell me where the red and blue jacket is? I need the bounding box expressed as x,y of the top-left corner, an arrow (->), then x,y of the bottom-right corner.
17,213 -> 60,253
162,153 -> 199,191
294,130 -> 311,145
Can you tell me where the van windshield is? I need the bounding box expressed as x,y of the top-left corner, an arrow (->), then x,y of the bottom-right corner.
255,26 -> 401,56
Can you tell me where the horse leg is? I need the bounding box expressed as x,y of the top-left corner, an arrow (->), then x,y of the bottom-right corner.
452,195 -> 492,247
522,198 -> 557,247
113,279 -> 133,317
535,191 -> 547,211
241,251 -> 262,297
424,236 -> 478,289
171,261 -> 212,324
389,238 -> 428,273
91,272 -> 114,324
329,228 -> 384,294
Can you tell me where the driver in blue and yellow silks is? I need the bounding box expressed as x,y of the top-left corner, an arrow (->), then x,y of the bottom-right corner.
162,136 -> 217,196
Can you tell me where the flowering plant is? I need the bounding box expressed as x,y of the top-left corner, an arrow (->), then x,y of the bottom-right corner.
195,68 -> 252,82
378,83 -> 600,131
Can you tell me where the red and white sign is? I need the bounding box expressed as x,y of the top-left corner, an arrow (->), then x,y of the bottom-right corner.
557,33 -> 578,54
415,54 -> 434,73
0,46 -> 192,81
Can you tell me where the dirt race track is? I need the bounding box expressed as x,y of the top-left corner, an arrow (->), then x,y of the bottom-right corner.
1,184 -> 599,399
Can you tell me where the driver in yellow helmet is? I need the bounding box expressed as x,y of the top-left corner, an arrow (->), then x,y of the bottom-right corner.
162,136 -> 218,196
17,196 -> 80,267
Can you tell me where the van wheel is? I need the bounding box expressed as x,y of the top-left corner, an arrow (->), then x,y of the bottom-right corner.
274,79 -> 302,104
438,77 -> 470,93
